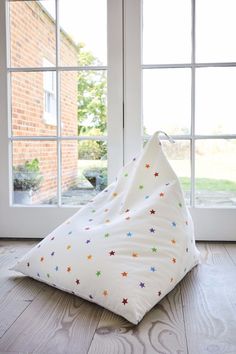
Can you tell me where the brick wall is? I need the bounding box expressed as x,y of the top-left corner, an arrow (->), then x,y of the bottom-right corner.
10,1 -> 78,203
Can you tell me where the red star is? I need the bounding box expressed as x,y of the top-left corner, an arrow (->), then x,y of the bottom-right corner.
109,250 -> 115,256
40,256 -> 44,262
121,271 -> 128,277
145,163 -> 150,168
160,192 -> 164,197
150,209 -> 156,215
172,258 -> 176,264
154,172 -> 159,177
67,266 -> 72,272
75,279 -> 80,285
122,298 -> 128,305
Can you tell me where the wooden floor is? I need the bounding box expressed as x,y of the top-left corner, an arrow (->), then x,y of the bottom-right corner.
0,241 -> 236,354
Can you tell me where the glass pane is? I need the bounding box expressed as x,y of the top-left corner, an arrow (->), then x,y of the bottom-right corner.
61,140 -> 107,205
195,140 -> 236,206
11,71 -> 57,136
161,140 -> 191,203
143,0 -> 191,64
195,68 -> 236,135
143,69 -> 191,135
12,140 -> 57,205
196,0 -> 236,62
61,71 -> 107,136
9,0 -> 56,67
59,0 -> 107,66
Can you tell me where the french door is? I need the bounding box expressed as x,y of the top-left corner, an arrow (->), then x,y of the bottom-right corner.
0,0 -> 236,240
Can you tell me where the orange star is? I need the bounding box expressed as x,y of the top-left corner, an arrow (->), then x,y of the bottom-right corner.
67,266 -> 72,272
87,254 -> 93,260
121,271 -> 128,277
172,258 -> 176,264
112,192 -> 118,197
171,239 -> 176,244
132,252 -> 138,258
40,256 -> 44,262
103,290 -> 108,296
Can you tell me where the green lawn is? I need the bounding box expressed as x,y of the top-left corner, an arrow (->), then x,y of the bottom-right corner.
180,177 -> 236,192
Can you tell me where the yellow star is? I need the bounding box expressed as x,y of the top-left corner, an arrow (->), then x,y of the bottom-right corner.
171,239 -> 176,244
87,254 -> 93,260
103,290 -> 108,296
113,192 -> 118,197
66,245 -> 71,250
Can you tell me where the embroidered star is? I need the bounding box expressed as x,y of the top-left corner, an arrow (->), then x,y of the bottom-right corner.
40,256 -> 44,262
122,298 -> 128,305
172,222 -> 177,227
47,273 -> 50,278
112,192 -> 118,197
91,209 -> 96,213
88,218 -> 93,222
139,282 -> 145,288
145,195 -> 150,199
109,250 -> 115,256
171,239 -> 176,244
27,262 -> 30,267
51,251 -> 55,256
152,247 -> 157,253
68,231 -> 72,235
150,209 -> 156,215
186,248 -> 189,252
159,192 -> 164,197
132,252 -> 138,257
149,227 -> 155,233
51,236 -> 55,240
75,279 -> 80,285
154,172 -> 159,177
170,277 -> 174,282
86,239 -> 91,244
37,272 -> 40,277
186,221 -> 188,225
178,202 -> 182,207
55,266 -> 59,271
87,254 -> 93,260
133,157 -> 136,161
145,163 -> 150,168
150,267 -> 156,272
66,245 -> 71,250
67,266 -> 72,272
96,271 -> 101,277
105,219 -> 110,223
139,184 -> 144,190
125,209 -> 130,213
158,291 -> 162,296
172,258 -> 176,264
103,290 -> 108,296
125,216 -> 130,220
104,233 -> 110,238
127,231 -> 132,237
89,294 -> 93,299
85,227 -> 90,230
121,271 -> 128,277
104,208 -> 109,212
124,173 -> 128,177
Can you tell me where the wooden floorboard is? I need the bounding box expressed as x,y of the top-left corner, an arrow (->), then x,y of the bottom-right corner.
0,240 -> 235,354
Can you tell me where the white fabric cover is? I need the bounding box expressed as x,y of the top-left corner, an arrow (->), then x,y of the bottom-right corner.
11,131 -> 200,324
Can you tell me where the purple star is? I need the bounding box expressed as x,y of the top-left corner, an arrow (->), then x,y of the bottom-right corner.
139,282 -> 145,288
149,227 -> 155,233
51,251 -> 55,256
150,267 -> 156,272
86,239 -> 91,244
172,222 -> 177,227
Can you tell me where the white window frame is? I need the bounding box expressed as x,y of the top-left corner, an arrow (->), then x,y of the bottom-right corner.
0,0 -> 123,238
123,0 -> 236,241
43,58 -> 57,126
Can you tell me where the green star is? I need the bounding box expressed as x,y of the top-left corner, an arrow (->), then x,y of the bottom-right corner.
124,173 -> 128,177
178,202 -> 182,207
104,233 -> 110,238
152,247 -> 157,253
92,209 -> 96,213
139,184 -> 144,190
96,271 -> 101,277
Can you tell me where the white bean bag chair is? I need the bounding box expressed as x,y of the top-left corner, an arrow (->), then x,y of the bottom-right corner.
11,131 -> 200,324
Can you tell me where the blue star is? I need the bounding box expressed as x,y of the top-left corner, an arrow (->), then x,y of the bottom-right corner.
150,267 -> 156,272
145,195 -> 150,199
88,218 -> 93,222
55,266 -> 59,271
139,282 -> 145,288
68,231 -> 72,235
149,227 -> 155,233
172,222 -> 177,227
127,232 -> 133,237
51,251 -> 55,256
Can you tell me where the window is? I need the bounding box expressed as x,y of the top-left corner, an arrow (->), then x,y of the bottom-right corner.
43,58 -> 56,125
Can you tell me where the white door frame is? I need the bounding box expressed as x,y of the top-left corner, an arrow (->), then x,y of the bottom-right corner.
0,0 -> 123,238
123,0 -> 236,241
